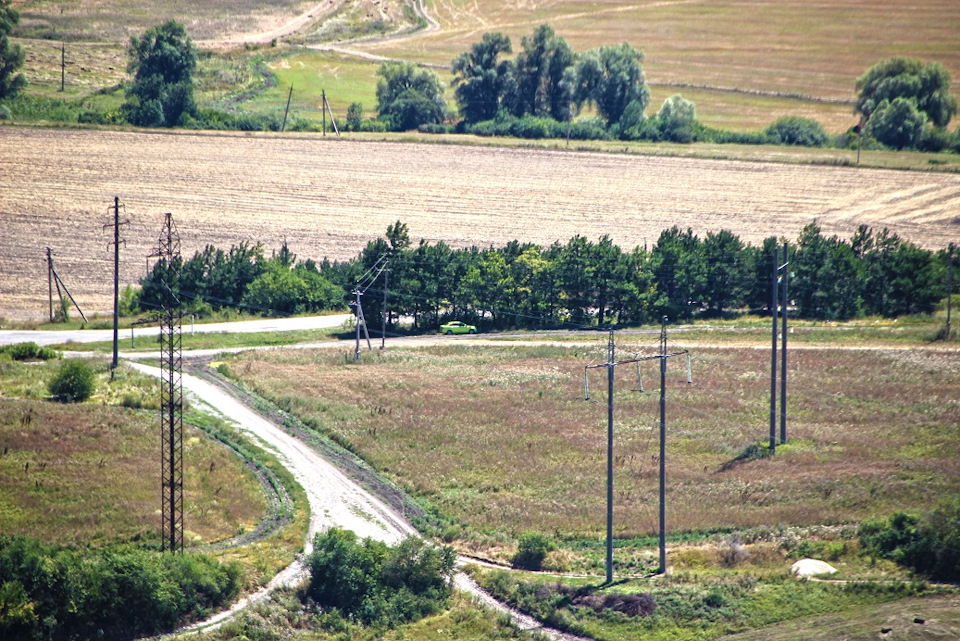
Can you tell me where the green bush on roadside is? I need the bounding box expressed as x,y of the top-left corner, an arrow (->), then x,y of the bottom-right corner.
48,359 -> 96,402
512,531 -> 555,570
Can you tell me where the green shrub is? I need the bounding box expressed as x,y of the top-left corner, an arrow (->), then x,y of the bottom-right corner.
6,342 -> 40,360
0,535 -> 241,640
48,359 -> 96,402
766,116 -> 828,146
0,104 -> 11,120
417,122 -> 450,134
859,497 -> 960,581
306,528 -> 455,628
512,531 -> 555,570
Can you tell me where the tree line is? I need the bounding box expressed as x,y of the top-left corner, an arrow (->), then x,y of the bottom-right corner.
364,25 -> 959,152
132,221 -> 955,332
4,12 -> 957,152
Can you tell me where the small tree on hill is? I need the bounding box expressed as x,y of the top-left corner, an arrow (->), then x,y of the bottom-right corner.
573,42 -> 649,126
0,0 -> 26,100
124,20 -> 197,127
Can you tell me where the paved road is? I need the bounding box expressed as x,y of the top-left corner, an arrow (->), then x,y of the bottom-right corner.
0,313 -> 352,347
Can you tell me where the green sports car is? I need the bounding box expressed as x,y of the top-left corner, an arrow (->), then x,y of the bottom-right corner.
440,320 -> 477,335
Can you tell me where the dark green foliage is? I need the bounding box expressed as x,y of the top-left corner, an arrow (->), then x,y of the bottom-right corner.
0,535 -> 240,640
123,21 -> 197,127
509,24 -> 575,121
856,57 -> 957,129
512,532 -> 555,570
452,32 -> 514,124
376,61 -> 447,131
48,359 -> 96,402
573,43 -> 649,126
0,0 -> 26,100
791,223 -> 863,319
241,262 -> 344,315
345,101 -> 363,131
859,497 -> 960,581
3,342 -> 59,361
867,96 -> 928,150
766,116 -> 828,146
305,528 -> 455,628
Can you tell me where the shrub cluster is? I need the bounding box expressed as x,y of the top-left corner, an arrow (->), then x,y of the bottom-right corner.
859,497 -> 960,582
512,531 -> 555,570
306,528 -> 456,629
1,342 -> 60,362
0,535 -> 241,640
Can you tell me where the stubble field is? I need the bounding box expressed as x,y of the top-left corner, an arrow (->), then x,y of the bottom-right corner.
1,126 -> 958,320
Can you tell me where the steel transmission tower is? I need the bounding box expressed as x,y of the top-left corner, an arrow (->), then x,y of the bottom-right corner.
150,213 -> 184,554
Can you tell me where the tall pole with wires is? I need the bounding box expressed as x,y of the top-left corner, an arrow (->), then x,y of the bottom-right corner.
352,254 -> 389,361
381,258 -> 389,349
780,241 -> 789,443
605,329 -> 615,584
104,197 -> 129,374
770,245 -> 779,453
584,321 -> 688,579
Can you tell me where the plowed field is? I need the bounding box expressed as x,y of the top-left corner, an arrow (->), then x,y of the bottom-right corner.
1,127 -> 958,320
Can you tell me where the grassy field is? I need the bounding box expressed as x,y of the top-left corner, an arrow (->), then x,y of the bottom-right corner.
0,358 -> 266,546
222,334 -> 960,569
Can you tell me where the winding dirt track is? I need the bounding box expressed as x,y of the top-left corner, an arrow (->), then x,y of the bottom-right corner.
2,126 -> 959,321
127,358 -> 584,640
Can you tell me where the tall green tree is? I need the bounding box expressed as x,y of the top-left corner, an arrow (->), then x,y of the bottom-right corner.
0,0 -> 26,100
124,20 -> 197,127
856,57 -> 957,129
650,227 -> 703,319
510,24 -> 575,121
700,229 -> 747,314
656,94 -> 697,142
573,43 -> 649,125
791,223 -> 863,320
376,61 -> 447,131
452,32 -> 514,123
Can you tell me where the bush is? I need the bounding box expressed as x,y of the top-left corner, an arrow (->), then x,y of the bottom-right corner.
306,528 -> 455,628
569,117 -> 610,140
5,342 -> 58,361
0,104 -> 10,120
0,535 -> 241,640
859,497 -> 960,582
766,116 -> 828,146
48,359 -> 96,402
512,531 -> 555,570
359,117 -> 388,132
417,122 -> 450,134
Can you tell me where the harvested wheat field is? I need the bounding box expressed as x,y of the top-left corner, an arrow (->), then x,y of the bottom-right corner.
1,126 -> 958,319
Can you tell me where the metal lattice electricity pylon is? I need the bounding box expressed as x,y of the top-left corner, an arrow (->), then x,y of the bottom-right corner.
149,213 -> 184,554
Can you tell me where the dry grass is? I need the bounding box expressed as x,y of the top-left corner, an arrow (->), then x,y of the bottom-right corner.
2,126 -> 958,320
12,0 -> 321,42
0,360 -> 267,546
227,341 -> 960,545
360,0 -> 960,132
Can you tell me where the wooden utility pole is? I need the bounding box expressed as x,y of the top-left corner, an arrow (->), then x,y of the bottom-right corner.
770,245 -> 779,453
780,241 -> 789,443
60,43 -> 65,92
103,197 -> 128,373
281,85 -> 293,132
322,89 -> 327,136
948,243 -> 955,340
47,248 -> 54,322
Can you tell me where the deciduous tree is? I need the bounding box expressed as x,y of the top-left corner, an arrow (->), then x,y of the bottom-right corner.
124,20 -> 197,127
452,32 -> 514,123
0,0 -> 26,100
376,61 -> 447,131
